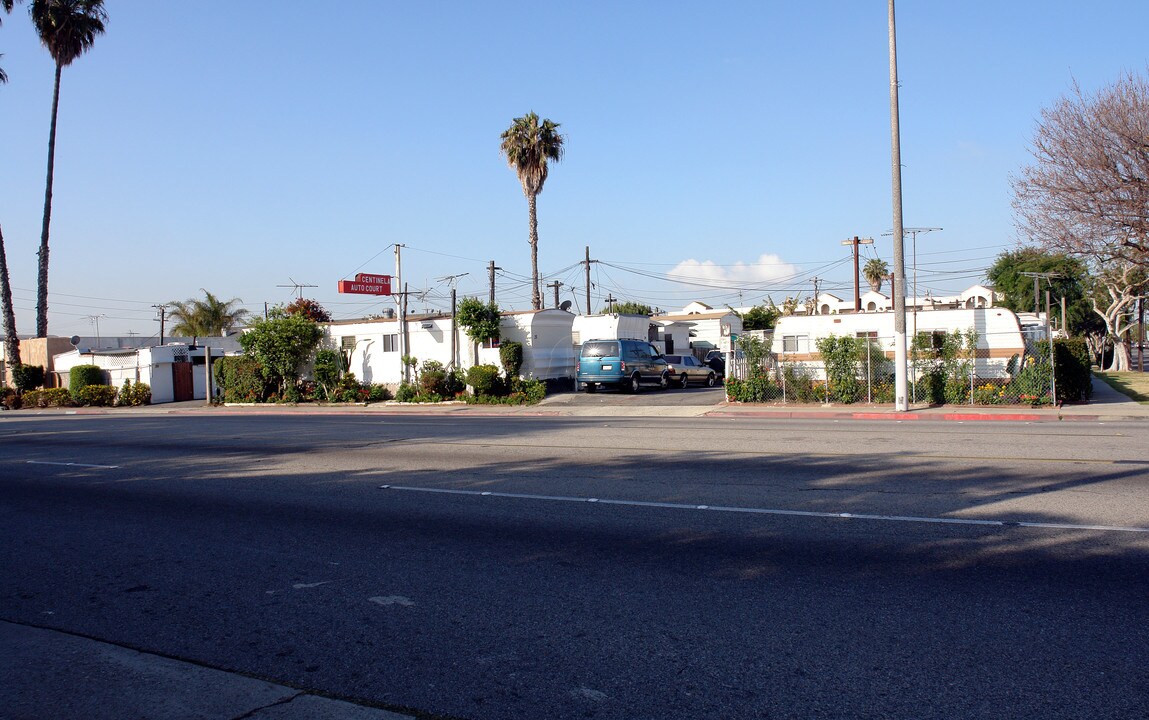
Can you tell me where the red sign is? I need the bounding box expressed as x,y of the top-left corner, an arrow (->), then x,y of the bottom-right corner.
337,273 -> 392,296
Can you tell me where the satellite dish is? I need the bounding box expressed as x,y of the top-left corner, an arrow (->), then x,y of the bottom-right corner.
559,300 -> 573,312
69,335 -> 80,346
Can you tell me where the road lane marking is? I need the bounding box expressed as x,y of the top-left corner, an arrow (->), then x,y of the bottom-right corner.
369,596 -> 415,607
378,485 -> 1149,534
25,460 -> 119,469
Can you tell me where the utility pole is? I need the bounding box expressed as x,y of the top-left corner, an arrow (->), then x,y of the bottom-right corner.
882,226 -> 941,340
604,293 -> 617,313
488,260 -> 500,306
451,288 -> 458,370
888,0 -> 909,412
841,236 -> 874,311
152,304 -> 167,345
1020,272 -> 1060,314
395,244 -> 407,383
401,282 -> 410,383
547,280 -> 563,308
583,246 -> 597,315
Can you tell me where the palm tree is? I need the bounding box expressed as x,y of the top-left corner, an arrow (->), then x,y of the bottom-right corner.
168,290 -> 250,344
1,2 -> 24,367
500,112 -> 564,310
863,258 -> 890,293
31,0 -> 106,338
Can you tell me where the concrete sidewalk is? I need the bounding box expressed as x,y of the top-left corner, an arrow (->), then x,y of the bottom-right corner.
1,621 -> 413,720
6,376 -> 1147,423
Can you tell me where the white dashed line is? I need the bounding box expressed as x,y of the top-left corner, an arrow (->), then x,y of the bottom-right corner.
377,484 -> 1149,534
26,460 -> 119,469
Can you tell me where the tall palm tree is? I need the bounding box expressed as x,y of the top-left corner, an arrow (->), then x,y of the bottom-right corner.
168,290 -> 250,344
31,0 -> 106,338
864,258 -> 890,293
500,112 -> 564,310
1,1 -> 24,368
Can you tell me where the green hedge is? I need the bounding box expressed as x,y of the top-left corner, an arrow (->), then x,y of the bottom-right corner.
12,364 -> 45,392
466,364 -> 505,397
21,388 -> 72,407
118,380 -> 152,406
74,384 -> 117,407
69,364 -> 105,401
1050,337 -> 1093,403
214,356 -> 272,403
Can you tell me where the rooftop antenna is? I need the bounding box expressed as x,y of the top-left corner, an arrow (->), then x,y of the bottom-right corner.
277,278 -> 317,300
435,272 -> 469,290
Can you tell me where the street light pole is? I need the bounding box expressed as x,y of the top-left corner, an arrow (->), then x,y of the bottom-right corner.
888,0 -> 909,411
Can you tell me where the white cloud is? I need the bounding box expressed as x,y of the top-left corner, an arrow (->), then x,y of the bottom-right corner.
668,254 -> 798,286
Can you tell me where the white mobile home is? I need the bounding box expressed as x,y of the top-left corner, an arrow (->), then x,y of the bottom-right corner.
654,310 -> 743,356
325,308 -> 577,385
772,307 -> 1039,379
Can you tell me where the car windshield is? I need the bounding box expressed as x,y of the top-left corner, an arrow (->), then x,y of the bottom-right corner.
581,341 -> 619,358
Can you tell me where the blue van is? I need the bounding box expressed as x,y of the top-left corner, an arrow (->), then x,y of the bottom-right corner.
576,338 -> 671,393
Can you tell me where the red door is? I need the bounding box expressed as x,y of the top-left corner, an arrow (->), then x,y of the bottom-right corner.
172,362 -> 194,402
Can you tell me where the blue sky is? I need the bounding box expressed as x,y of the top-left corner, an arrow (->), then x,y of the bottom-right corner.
1,1 -> 1147,338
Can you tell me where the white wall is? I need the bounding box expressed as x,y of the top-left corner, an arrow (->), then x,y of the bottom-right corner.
326,310 -> 578,384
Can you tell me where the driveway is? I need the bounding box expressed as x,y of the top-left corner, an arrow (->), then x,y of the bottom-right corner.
542,383 -> 726,408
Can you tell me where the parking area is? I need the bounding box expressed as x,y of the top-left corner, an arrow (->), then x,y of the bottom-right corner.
543,383 -> 727,407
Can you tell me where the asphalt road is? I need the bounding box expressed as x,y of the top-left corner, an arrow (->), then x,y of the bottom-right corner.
3,414 -> 1149,719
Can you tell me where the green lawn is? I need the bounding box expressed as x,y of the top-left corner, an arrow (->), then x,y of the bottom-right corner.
1094,370 -> 1149,404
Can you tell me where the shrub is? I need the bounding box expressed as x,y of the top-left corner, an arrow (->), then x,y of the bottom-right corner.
816,335 -> 864,404
419,360 -> 452,397
394,382 -> 418,403
781,364 -> 820,403
214,356 -> 273,403
22,388 -> 72,408
465,377 -> 546,405
466,364 -> 505,397
1010,354 -> 1051,401
328,372 -> 367,403
366,384 -> 392,402
313,348 -> 343,391
117,380 -> 152,406
2,386 -> 20,409
499,341 -> 523,378
726,373 -> 781,403
69,364 -> 105,401
1051,337 -> 1092,403
944,377 -> 971,405
74,384 -> 118,407
12,364 -> 45,393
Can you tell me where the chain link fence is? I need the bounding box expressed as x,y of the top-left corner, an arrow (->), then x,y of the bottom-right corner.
725,329 -> 1057,407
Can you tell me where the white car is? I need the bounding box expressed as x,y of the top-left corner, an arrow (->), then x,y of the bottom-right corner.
663,354 -> 719,388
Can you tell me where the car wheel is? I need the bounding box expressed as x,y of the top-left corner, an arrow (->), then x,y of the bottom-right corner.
585,382 -> 597,393
628,374 -> 642,393
680,373 -> 690,388
659,372 -> 670,390
706,372 -> 717,387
